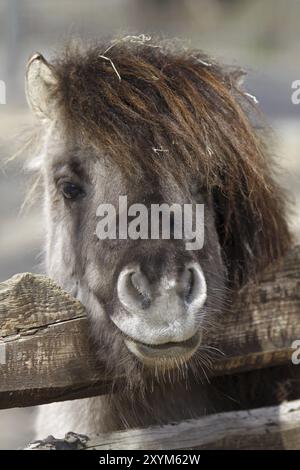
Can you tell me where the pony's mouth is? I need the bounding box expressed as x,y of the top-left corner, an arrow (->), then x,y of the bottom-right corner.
124,331 -> 201,366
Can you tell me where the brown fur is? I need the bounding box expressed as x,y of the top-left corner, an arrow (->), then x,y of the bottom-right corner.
28,38 -> 295,436
45,38 -> 292,286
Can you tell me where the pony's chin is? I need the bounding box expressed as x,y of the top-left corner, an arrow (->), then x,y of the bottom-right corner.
124,331 -> 201,368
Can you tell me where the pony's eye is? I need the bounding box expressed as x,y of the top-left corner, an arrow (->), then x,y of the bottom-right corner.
61,182 -> 85,200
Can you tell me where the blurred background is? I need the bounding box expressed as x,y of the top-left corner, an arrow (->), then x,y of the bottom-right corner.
0,0 -> 299,449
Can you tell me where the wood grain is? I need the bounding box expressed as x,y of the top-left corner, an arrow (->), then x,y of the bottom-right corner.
26,399 -> 300,450
1,245 -> 300,409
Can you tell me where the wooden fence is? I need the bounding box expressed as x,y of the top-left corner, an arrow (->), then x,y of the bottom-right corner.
1,245 -> 300,449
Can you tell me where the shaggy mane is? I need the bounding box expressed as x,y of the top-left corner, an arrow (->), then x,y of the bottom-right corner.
38,36 -> 292,286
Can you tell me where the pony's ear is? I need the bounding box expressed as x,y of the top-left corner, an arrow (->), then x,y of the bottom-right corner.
25,53 -> 58,121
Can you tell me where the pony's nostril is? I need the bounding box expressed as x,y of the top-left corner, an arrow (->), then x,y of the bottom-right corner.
130,272 -> 151,308
182,268 -> 194,303
183,264 -> 207,309
131,272 -> 145,296
118,266 -> 152,312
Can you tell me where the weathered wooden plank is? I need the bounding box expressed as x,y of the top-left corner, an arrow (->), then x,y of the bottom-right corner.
0,274 -> 117,408
26,399 -> 300,450
1,245 -> 300,409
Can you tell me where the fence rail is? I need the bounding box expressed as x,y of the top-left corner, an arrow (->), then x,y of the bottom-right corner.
0,245 -> 300,410
26,399 -> 300,450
